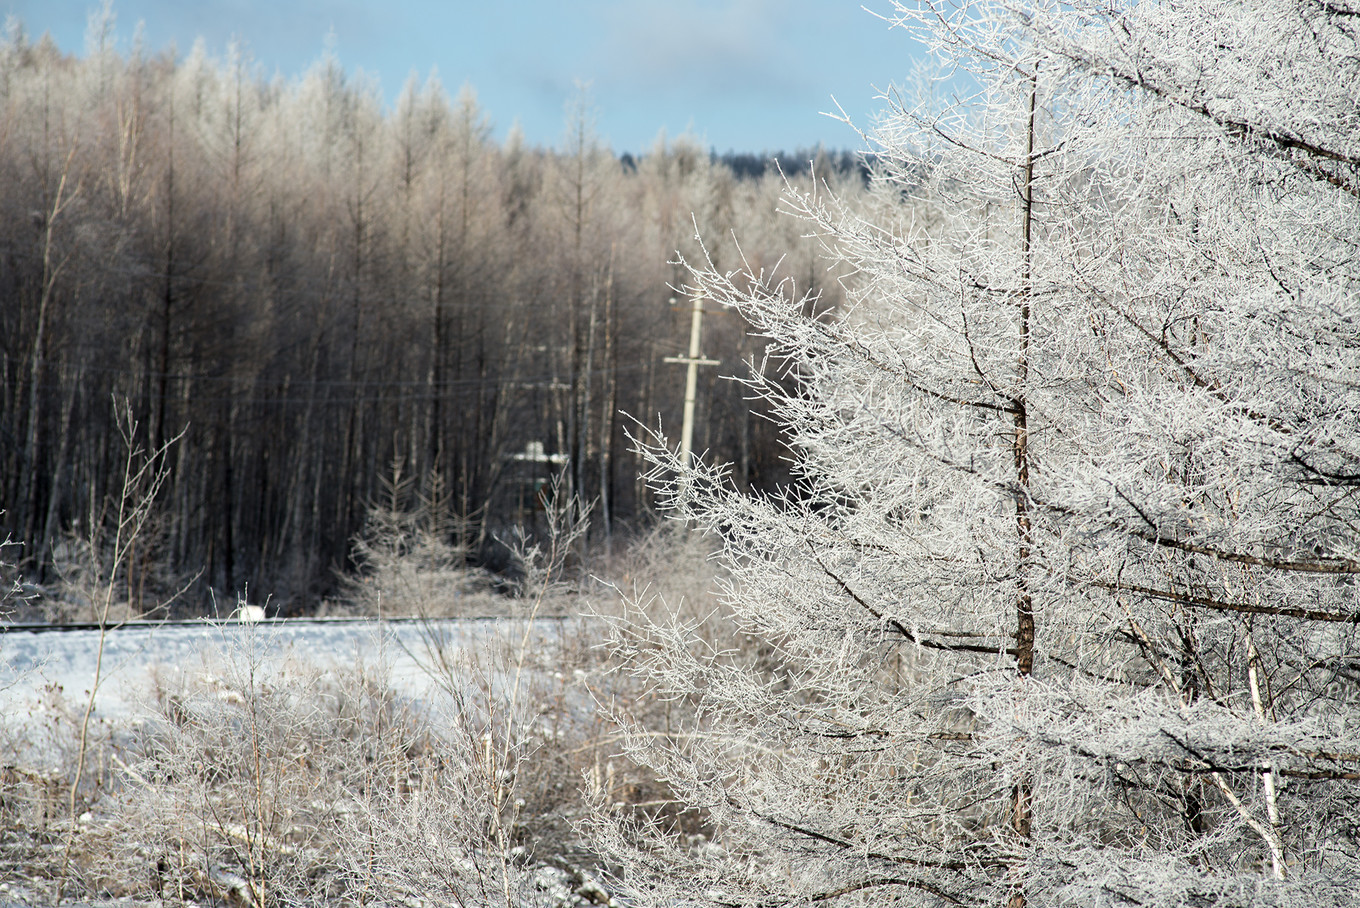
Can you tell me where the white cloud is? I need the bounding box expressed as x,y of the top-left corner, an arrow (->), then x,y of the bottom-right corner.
593,0 -> 818,100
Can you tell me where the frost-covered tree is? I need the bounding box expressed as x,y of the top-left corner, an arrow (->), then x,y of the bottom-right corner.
598,1 -> 1360,906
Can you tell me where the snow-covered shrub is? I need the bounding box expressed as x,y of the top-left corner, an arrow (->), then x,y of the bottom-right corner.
78,614 -> 637,906
91,630 -> 399,904
343,468 -> 496,618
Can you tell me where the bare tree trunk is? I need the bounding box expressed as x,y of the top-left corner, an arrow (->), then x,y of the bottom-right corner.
582,279 -> 597,506
429,192 -> 448,482
1008,67 -> 1039,908
40,364 -> 78,566
152,100 -> 176,456
20,146 -> 76,550
598,247 -> 616,548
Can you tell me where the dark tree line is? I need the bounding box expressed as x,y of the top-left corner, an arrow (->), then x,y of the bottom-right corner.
0,27 -> 859,612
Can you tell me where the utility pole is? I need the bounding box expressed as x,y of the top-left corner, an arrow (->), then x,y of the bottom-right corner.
664,292 -> 720,469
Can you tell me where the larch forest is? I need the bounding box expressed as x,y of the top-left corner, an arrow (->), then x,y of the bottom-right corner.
3,1 -> 1360,908
0,14 -> 862,613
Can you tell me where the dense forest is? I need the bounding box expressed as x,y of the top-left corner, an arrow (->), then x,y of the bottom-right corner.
4,1 -> 1359,905
0,24 -> 867,612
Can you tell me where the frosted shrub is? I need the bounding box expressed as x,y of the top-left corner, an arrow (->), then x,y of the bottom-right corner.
345,472 -> 494,618
97,630 -> 410,905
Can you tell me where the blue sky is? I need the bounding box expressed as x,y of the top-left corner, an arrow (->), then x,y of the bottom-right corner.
2,1 -> 919,155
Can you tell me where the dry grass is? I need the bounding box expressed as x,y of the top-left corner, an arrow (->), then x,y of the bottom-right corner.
0,522 -> 732,908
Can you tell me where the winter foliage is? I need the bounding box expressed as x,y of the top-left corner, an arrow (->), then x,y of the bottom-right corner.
0,19 -> 860,605
597,1 -> 1360,906
3,0 -> 1360,906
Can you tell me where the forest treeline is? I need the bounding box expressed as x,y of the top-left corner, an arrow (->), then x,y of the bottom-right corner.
0,27 -> 866,612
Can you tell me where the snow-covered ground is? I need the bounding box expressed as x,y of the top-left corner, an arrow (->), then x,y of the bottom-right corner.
0,617 -> 576,719
0,617 -> 599,908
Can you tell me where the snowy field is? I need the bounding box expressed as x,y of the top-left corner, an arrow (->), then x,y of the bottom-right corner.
0,617 -> 596,908
0,617 -> 577,719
